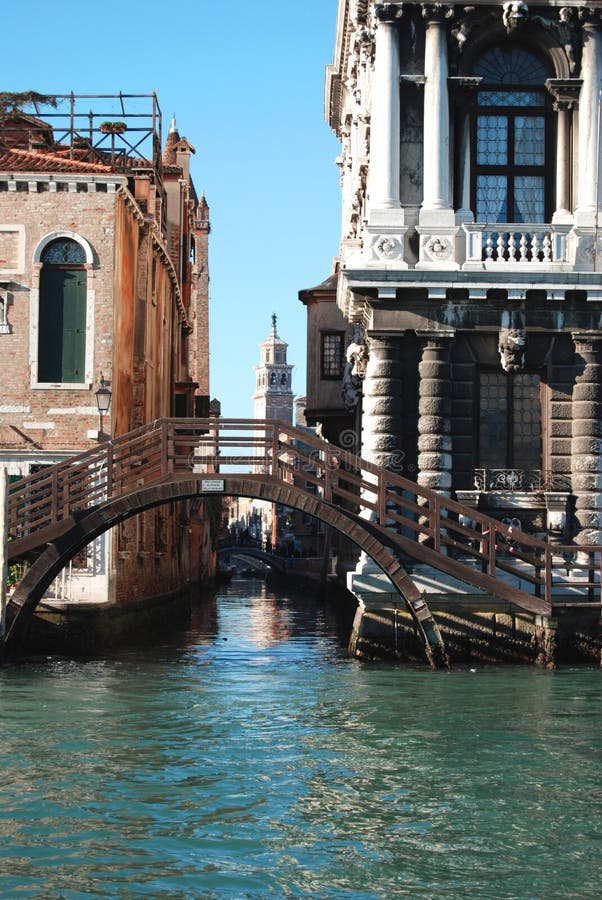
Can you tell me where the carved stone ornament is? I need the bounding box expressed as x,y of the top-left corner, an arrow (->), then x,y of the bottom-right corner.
374,3 -> 403,24
342,327 -> 369,411
346,334 -> 370,380
421,3 -> 454,24
374,234 -> 402,260
341,371 -> 362,411
498,327 -> 526,372
424,235 -> 453,261
502,2 -> 529,33
578,6 -> 602,26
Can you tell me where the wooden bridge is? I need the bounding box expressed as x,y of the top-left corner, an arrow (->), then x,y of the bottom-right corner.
5,417 -> 602,665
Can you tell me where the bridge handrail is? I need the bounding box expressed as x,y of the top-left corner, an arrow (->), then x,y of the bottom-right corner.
6,417 -> 602,609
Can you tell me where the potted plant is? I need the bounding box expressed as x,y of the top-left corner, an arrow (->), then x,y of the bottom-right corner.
99,120 -> 127,134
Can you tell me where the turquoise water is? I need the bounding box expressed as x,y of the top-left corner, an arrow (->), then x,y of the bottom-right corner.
0,579 -> 600,899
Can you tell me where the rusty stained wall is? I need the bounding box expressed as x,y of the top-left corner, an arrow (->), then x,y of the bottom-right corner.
111,193 -> 138,437
112,192 -> 182,434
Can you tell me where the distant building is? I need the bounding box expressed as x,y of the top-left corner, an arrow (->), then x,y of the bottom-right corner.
0,93 -> 214,609
299,269 -> 357,449
253,313 -> 294,424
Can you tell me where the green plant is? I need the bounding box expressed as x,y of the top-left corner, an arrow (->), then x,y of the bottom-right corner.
99,120 -> 127,133
0,91 -> 58,120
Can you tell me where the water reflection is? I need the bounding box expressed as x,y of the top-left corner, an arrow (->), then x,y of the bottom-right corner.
0,579 -> 599,900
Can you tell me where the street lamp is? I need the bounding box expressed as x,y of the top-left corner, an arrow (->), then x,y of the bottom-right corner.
95,373 -> 112,437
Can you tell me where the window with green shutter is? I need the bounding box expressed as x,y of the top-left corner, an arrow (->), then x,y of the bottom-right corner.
38,239 -> 86,383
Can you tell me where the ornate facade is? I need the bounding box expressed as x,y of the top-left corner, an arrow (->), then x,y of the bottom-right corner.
312,0 -> 602,548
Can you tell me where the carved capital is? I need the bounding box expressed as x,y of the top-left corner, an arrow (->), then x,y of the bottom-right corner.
421,3 -> 453,25
572,331 -> 602,361
545,78 -> 582,110
416,329 -> 455,352
374,3 -> 403,24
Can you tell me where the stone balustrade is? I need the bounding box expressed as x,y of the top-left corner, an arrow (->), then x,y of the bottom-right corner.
462,223 -> 572,267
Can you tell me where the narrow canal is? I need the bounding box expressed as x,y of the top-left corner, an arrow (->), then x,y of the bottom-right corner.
0,578 -> 600,899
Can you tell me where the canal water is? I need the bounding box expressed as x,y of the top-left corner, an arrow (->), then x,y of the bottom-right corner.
0,578 -> 600,899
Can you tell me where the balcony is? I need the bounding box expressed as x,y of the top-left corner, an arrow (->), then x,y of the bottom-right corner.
462,223 -> 572,269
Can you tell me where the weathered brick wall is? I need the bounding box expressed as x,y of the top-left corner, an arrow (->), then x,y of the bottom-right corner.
0,181 -> 118,449
191,205 -> 210,397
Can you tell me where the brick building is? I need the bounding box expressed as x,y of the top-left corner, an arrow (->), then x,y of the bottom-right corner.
0,93 -> 214,609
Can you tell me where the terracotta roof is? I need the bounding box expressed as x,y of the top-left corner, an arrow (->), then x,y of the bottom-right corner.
0,146 -> 114,174
298,271 -> 338,301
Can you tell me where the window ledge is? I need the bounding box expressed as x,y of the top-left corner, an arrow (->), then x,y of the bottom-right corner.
31,382 -> 92,390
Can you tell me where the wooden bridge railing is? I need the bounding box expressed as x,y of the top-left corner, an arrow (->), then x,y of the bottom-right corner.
6,417 -> 602,609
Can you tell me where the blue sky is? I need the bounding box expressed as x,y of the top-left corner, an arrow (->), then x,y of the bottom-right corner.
6,1 -> 342,418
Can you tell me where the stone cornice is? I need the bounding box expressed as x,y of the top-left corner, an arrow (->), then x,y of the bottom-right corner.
150,229 -> 191,332
116,184 -> 145,225
546,77 -> 582,109
116,185 -> 191,331
384,1 -> 598,7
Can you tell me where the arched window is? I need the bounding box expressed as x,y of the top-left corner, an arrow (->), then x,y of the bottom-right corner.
472,46 -> 553,223
38,238 -> 87,383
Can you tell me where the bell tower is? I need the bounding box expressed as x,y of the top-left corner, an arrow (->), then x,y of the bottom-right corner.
253,314 -> 294,424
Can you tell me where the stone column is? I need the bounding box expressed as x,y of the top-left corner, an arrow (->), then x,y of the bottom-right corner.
575,11 -> 602,226
546,79 -> 581,222
417,331 -> 454,497
368,4 -> 403,223
571,332 -> 602,545
361,334 -> 404,470
450,78 -> 480,224
420,3 -> 454,226
348,332 -> 406,653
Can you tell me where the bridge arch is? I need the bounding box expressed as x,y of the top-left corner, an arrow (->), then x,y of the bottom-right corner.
6,475 -> 441,660
217,546 -> 288,575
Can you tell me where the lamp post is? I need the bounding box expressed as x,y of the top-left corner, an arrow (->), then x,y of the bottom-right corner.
95,374 -> 112,438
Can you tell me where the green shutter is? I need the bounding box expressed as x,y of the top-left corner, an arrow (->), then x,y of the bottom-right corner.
39,269 -> 86,383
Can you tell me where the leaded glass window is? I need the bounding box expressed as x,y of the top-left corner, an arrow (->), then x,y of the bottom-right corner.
321,332 -> 344,379
471,46 -> 553,224
478,371 -> 542,471
41,238 -> 86,265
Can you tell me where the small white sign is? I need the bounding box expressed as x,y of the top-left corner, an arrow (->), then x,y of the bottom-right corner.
201,478 -> 225,493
